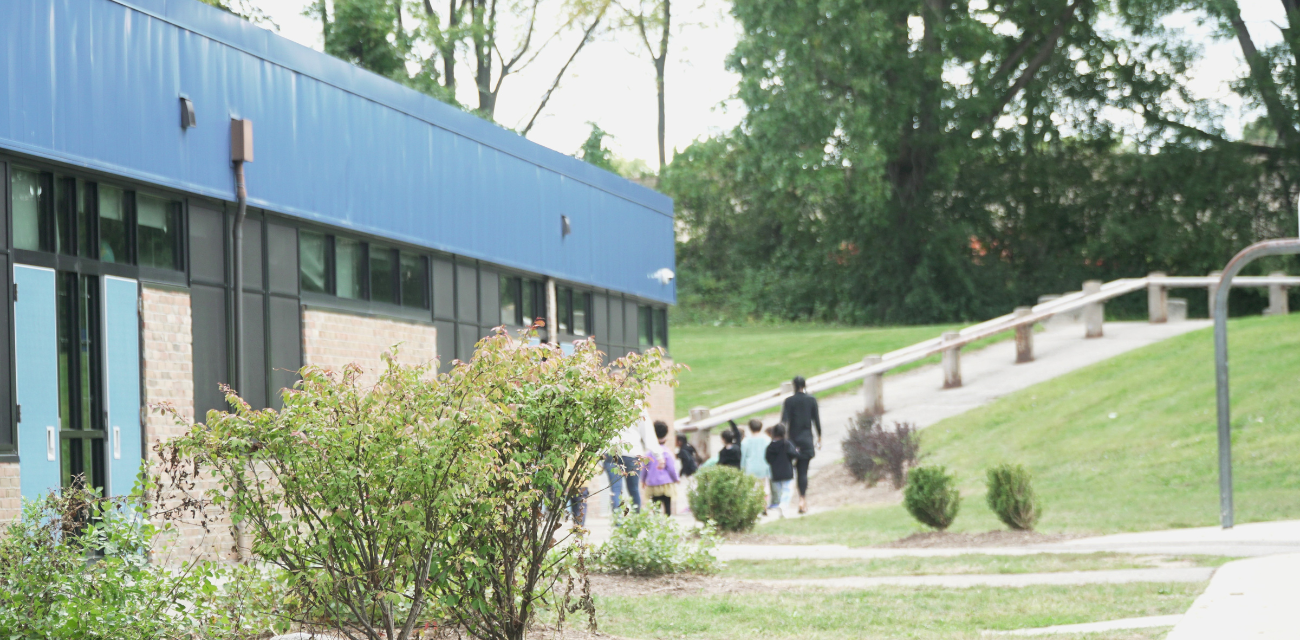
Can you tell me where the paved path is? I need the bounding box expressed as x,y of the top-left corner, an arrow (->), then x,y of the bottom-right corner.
1165,552 -> 1300,640
986,614 -> 1183,636
750,567 -> 1212,590
715,520 -> 1300,560
803,319 -> 1212,473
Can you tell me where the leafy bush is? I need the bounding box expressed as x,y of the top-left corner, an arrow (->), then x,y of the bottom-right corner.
842,413 -> 921,488
688,465 -> 766,532
903,465 -> 961,530
986,463 -> 1041,531
0,487 -> 285,640
595,505 -> 719,576
158,329 -> 677,640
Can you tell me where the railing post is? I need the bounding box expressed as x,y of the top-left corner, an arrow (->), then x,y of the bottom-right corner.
1207,271 -> 1223,317
861,354 -> 884,416
688,407 -> 712,459
1013,306 -> 1034,363
1267,271 -> 1289,316
941,331 -> 962,389
780,381 -> 794,395
1147,271 -> 1167,323
1083,280 -> 1104,338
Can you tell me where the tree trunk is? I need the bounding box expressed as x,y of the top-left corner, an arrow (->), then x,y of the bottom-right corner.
655,0 -> 671,171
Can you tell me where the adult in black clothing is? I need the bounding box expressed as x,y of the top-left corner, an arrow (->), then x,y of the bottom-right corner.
779,375 -> 821,513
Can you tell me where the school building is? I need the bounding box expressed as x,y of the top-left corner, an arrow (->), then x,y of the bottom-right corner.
0,0 -> 676,535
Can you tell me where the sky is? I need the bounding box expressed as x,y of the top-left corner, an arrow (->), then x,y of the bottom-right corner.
254,1 -> 1287,167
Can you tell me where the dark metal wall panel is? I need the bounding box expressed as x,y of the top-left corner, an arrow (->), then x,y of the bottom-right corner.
455,262 -> 478,324
592,294 -> 607,344
189,204 -> 225,284
241,217 -> 264,291
240,292 -> 267,409
432,258 -> 455,321
267,295 -> 300,408
608,295 -> 624,346
625,300 -> 640,347
0,253 -> 11,452
266,222 -> 298,295
435,320 -> 455,372
479,268 -> 499,329
455,323 -> 478,362
190,283 -> 228,420
0,0 -> 676,304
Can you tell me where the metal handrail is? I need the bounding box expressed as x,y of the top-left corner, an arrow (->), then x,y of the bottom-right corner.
677,273 -> 1298,433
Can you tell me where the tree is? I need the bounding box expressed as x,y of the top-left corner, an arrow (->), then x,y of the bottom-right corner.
665,0 -> 1299,324
199,0 -> 278,29
576,122 -> 617,171
618,0 -> 672,170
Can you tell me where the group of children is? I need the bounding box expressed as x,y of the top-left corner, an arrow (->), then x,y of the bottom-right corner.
596,409 -> 803,522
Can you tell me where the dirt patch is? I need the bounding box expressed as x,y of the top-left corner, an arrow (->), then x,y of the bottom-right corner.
588,573 -> 781,597
805,461 -> 904,511
884,530 -> 1087,548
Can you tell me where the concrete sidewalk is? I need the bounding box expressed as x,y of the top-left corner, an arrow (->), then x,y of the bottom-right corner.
751,566 -> 1212,589
1165,553 -> 1300,639
714,520 -> 1300,561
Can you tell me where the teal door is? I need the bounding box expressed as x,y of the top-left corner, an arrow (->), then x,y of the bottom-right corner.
14,265 -> 60,501
103,277 -> 141,498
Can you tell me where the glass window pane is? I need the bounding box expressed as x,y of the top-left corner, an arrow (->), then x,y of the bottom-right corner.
300,230 -> 329,294
655,308 -> 668,346
78,180 -> 95,258
78,275 -> 101,432
558,288 -> 571,334
370,245 -> 396,304
12,168 -> 49,251
98,186 -> 130,264
521,279 -> 538,327
639,306 -> 653,347
55,177 -> 75,255
137,194 -> 179,269
499,276 -> 519,325
335,237 -> 365,299
400,252 -> 428,308
57,273 -> 75,430
574,292 -> 590,337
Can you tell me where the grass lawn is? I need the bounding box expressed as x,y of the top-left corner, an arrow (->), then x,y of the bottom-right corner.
719,554 -> 1231,580
595,582 -> 1200,640
670,323 -> 984,418
756,313 -> 1300,544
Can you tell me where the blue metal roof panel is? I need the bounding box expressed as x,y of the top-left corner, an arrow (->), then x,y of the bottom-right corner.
0,0 -> 675,303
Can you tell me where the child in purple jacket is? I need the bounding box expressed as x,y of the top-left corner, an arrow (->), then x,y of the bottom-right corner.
642,421 -> 680,515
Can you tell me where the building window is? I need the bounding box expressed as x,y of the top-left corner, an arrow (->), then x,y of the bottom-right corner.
97,185 -> 131,264
136,194 -> 182,270
557,288 -> 571,334
335,237 -> 366,300
370,244 -> 397,304
654,307 -> 668,347
574,291 -> 591,336
9,168 -> 184,271
500,275 -> 520,325
300,230 -> 330,294
497,275 -> 546,327
11,168 -> 52,252
399,252 -> 428,308
56,273 -> 104,493
555,286 -> 593,337
638,306 -> 653,347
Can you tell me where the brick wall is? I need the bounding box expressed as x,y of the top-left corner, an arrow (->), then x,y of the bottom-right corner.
302,308 -> 439,386
142,286 -> 239,563
0,461 -> 17,523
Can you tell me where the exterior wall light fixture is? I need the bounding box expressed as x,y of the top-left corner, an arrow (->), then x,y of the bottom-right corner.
180,97 -> 197,129
561,215 -> 572,237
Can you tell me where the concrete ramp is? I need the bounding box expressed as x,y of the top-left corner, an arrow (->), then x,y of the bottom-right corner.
806,320 -> 1212,472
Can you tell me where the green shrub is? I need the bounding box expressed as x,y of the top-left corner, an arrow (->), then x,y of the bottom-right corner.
986,463 -> 1041,530
0,487 -> 286,640
595,504 -> 719,575
688,465 -> 766,532
903,465 -> 961,530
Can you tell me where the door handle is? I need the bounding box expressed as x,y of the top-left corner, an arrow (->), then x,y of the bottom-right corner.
46,426 -> 56,461
113,426 -> 121,459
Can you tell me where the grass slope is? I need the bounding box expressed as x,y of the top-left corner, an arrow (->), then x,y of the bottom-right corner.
759,314 -> 1300,544
670,323 -> 967,418
595,583 -> 1199,640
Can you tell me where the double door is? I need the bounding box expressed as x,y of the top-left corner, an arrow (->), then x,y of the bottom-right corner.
14,264 -> 140,501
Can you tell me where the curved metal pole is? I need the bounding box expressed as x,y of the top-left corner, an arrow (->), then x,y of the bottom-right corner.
1213,239 -> 1300,528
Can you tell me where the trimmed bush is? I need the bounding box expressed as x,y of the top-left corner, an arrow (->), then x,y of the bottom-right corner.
903,465 -> 961,530
986,463 -> 1041,530
688,465 -> 766,532
595,505 -> 719,575
842,413 -> 921,488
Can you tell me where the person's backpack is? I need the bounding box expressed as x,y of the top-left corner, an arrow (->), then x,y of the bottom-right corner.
678,443 -> 700,476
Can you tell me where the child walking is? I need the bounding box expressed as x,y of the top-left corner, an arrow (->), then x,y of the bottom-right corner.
765,424 -> 798,517
643,421 -> 680,515
739,418 -> 772,509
